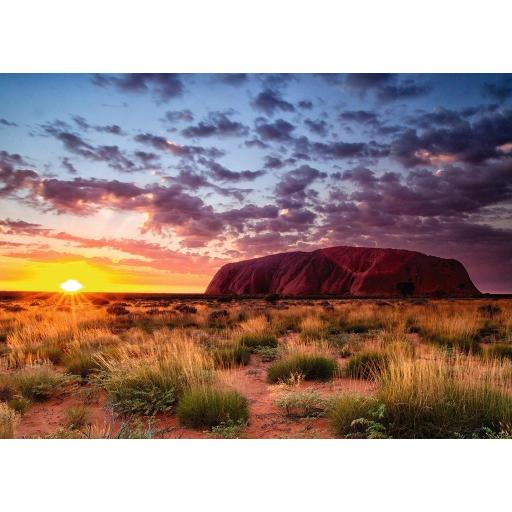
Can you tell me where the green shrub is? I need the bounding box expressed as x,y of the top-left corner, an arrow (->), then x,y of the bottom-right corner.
267,354 -> 337,383
65,405 -> 90,430
177,387 -> 249,429
0,403 -> 20,439
11,367 -> 72,401
423,332 -> 482,355
346,351 -> 389,380
276,390 -> 329,417
64,350 -> 101,379
212,345 -> 250,368
486,343 -> 512,361
239,333 -> 278,350
103,362 -> 181,416
7,395 -> 31,415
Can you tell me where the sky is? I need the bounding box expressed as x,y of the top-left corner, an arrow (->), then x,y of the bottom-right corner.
0,73 -> 511,293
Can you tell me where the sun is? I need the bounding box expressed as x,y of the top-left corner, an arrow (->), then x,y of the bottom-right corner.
60,279 -> 84,293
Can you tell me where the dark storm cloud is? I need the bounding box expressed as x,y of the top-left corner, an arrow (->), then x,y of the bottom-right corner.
0,118 -> 17,127
93,73 -> 183,102
483,78 -> 512,101
376,79 -> 430,102
251,89 -> 295,116
181,111 -> 249,138
304,138 -> 389,160
134,132 -> 225,159
390,108 -> 512,167
344,73 -> 395,91
304,118 -> 328,136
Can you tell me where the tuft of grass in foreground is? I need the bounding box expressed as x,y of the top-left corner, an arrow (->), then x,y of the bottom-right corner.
486,343 -> 512,361
211,345 -> 250,368
63,350 -> 102,379
328,394 -> 384,438
65,405 -> 91,430
177,387 -> 249,429
299,316 -> 326,341
102,362 -> 182,416
7,395 -> 31,415
9,367 -> 73,402
0,403 -> 20,439
346,350 -> 389,380
267,354 -> 337,383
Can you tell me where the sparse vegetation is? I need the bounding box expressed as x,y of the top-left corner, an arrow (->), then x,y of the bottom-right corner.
1,296 -> 512,438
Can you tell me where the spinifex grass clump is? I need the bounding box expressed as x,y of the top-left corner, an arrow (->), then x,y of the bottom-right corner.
238,316 -> 278,349
211,344 -> 250,368
0,403 -> 20,439
177,386 -> 249,429
65,405 -> 91,430
10,366 -> 73,402
267,354 -> 337,383
486,343 -> 512,361
64,349 -> 102,379
328,394 -> 382,438
299,316 -> 326,341
102,361 -> 185,416
377,356 -> 512,438
346,350 -> 389,380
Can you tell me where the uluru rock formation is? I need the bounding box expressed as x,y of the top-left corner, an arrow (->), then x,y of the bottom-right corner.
205,246 -> 480,297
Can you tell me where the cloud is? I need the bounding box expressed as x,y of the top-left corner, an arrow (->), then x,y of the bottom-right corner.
390,108 -> 512,167
275,164 -> 327,208
181,111 -> 248,138
255,118 -> 296,141
165,110 -> 194,123
0,118 -> 17,127
134,132 -> 225,159
200,159 -> 265,182
304,118 -> 328,136
93,73 -> 183,102
251,89 -> 295,116
483,78 -> 512,101
216,74 -> 248,86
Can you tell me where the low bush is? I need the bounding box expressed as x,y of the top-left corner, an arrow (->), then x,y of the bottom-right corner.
208,418 -> 247,438
276,390 -> 329,417
177,387 -> 249,429
0,373 -> 15,401
252,345 -> 279,361
0,403 -> 20,439
267,354 -> 337,383
346,351 -> 389,380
